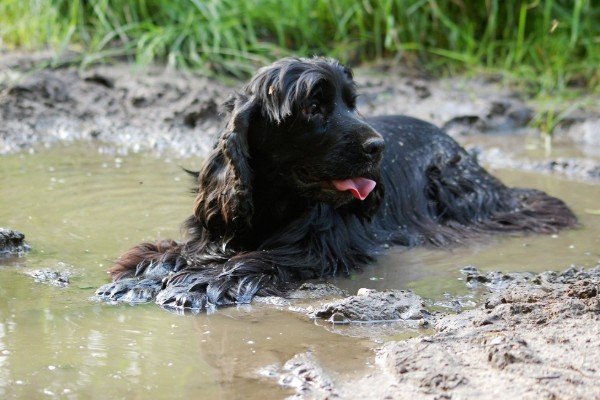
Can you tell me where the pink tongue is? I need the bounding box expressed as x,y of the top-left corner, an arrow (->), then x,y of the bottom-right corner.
331,178 -> 376,200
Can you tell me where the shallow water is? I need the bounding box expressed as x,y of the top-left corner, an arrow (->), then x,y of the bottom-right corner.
1,144 -> 599,399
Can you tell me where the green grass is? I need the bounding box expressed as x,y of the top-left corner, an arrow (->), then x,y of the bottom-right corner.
1,0 -> 598,93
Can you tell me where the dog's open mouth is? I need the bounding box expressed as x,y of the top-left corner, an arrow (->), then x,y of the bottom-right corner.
296,168 -> 377,201
330,178 -> 376,200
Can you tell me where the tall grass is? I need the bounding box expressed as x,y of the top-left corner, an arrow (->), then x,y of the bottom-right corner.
1,0 -> 598,92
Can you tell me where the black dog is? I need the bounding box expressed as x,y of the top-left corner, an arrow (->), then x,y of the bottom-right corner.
96,57 -> 577,311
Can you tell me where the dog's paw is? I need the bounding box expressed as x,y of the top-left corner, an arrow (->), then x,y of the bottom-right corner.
95,277 -> 161,304
155,282 -> 216,312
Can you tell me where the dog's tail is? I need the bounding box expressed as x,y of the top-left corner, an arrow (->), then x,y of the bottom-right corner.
420,169 -> 579,245
478,188 -> 578,234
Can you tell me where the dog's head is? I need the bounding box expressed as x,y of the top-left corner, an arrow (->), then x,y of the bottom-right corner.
194,57 -> 385,237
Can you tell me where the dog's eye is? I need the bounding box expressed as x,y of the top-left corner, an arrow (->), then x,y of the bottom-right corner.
303,101 -> 321,116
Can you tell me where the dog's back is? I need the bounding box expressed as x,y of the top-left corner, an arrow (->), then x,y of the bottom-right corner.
368,115 -> 577,247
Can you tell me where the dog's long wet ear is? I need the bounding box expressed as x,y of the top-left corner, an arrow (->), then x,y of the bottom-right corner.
194,93 -> 255,236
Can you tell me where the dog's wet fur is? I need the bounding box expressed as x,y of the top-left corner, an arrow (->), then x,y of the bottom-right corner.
95,57 -> 577,312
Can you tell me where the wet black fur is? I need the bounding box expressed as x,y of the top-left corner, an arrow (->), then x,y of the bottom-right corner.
95,57 -> 577,312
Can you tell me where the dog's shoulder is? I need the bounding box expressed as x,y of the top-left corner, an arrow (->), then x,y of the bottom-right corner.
367,114 -> 437,129
366,115 -> 456,151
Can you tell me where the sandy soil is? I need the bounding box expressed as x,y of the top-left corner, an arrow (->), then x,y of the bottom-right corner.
274,267 -> 600,399
2,52 -> 600,399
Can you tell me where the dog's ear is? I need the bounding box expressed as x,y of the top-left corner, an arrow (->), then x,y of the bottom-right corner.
194,93 -> 255,237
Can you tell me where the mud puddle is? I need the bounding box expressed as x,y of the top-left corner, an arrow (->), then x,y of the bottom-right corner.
1,53 -> 600,399
1,144 -> 600,399
0,146 -> 369,399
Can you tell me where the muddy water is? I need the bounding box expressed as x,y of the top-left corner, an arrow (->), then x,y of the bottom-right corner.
1,144 -> 599,399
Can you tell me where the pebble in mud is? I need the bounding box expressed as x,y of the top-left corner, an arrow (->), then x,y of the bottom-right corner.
460,265 -> 537,290
482,334 -> 540,369
28,269 -> 70,287
311,288 -> 430,324
278,352 -> 336,398
0,228 -> 30,257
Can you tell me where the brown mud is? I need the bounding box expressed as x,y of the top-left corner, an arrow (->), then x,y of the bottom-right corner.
2,52 -> 600,399
271,267 -> 600,399
2,52 -> 599,180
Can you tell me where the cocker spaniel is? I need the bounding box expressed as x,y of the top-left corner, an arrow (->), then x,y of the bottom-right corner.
96,57 -> 577,311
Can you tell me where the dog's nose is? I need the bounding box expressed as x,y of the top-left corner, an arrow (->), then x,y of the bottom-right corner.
362,137 -> 385,158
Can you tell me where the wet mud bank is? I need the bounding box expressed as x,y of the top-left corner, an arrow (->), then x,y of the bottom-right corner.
275,266 -> 600,399
1,52 -> 599,181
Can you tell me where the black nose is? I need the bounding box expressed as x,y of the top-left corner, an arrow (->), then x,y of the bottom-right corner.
362,137 -> 385,158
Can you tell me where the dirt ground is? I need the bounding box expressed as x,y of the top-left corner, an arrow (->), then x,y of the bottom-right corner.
272,267 -> 600,400
2,51 -> 600,173
2,52 -> 600,399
